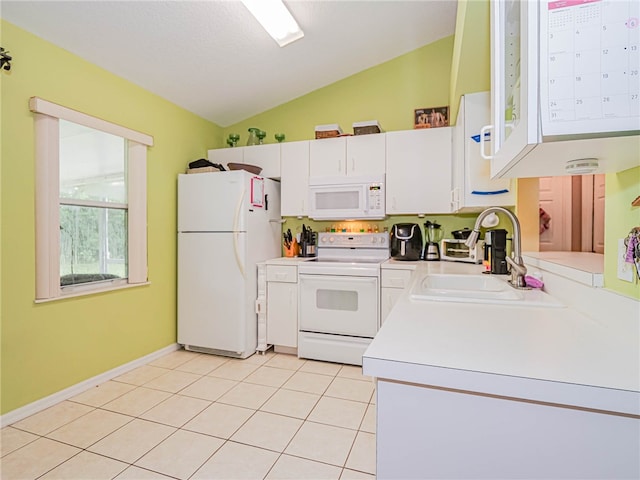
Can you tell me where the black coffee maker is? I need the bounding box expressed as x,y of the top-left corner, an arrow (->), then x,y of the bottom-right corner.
484,229 -> 509,274
390,223 -> 423,261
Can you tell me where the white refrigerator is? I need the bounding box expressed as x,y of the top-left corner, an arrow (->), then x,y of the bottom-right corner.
177,170 -> 281,358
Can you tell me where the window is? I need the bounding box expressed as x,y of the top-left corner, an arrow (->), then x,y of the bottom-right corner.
31,97 -> 153,300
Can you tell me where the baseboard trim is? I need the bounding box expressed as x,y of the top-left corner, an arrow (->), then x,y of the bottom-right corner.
1,343 -> 180,427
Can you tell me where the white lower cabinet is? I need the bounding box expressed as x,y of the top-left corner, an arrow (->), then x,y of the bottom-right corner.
381,264 -> 416,323
266,265 -> 298,349
376,379 -> 639,479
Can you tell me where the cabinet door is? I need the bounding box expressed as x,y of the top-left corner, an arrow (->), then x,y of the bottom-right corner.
280,141 -> 310,217
454,92 -> 514,211
490,0 -> 538,177
267,282 -> 298,348
346,134 -> 386,176
243,143 -> 281,179
309,137 -> 346,177
386,128 -> 453,214
381,287 -> 403,324
208,147 -> 243,168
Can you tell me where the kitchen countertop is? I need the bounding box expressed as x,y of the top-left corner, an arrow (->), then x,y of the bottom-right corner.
363,262 -> 640,416
523,251 -> 604,287
263,256 -> 315,265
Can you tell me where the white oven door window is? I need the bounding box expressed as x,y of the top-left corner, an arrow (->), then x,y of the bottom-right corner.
299,275 -> 378,337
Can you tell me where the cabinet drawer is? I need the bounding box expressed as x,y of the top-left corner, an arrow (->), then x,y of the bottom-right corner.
381,269 -> 413,289
267,265 -> 298,283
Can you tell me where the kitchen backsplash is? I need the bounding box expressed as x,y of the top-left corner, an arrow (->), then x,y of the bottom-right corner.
282,211 -> 515,247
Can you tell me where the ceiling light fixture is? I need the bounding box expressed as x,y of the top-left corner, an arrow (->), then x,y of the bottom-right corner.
241,0 -> 304,47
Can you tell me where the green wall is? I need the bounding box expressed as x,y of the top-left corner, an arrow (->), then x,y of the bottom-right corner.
449,0 -> 491,124
0,20 -> 222,414
604,167 -> 640,299
222,36 -> 454,145
2,0 -> 637,416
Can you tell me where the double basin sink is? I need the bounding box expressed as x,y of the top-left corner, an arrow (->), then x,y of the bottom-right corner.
410,273 -> 564,308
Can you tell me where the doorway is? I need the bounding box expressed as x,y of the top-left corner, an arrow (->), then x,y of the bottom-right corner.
538,175 -> 605,253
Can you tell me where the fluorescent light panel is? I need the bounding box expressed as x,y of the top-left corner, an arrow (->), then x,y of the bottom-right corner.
241,0 -> 304,47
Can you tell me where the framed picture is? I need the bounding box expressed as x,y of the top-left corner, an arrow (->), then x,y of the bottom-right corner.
414,106 -> 449,129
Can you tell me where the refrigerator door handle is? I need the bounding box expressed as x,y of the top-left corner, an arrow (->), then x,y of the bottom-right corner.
233,189 -> 245,278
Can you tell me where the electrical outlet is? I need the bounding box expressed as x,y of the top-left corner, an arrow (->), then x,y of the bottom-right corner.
617,238 -> 634,282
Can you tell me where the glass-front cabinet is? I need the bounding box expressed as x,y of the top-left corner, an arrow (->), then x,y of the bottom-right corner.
489,0 -> 640,178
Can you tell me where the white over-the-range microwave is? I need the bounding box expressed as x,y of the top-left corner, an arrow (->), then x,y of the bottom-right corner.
308,175 -> 385,220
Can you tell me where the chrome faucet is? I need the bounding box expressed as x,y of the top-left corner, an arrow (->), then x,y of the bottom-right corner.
465,207 -> 528,289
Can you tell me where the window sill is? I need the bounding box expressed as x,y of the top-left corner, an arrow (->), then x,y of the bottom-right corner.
34,281 -> 151,303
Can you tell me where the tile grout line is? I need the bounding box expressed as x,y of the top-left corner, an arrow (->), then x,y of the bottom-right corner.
4,351 -> 376,479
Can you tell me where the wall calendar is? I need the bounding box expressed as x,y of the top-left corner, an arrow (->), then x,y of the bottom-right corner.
540,0 -> 640,137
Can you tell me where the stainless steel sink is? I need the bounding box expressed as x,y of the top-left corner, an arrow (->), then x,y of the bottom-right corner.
410,274 -> 564,307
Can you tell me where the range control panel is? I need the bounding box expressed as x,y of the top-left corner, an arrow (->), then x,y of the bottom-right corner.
317,232 -> 389,248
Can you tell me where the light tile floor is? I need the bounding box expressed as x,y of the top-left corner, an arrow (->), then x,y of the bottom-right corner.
1,350 -> 376,479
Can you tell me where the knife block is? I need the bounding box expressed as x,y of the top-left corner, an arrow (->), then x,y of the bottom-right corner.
284,239 -> 299,257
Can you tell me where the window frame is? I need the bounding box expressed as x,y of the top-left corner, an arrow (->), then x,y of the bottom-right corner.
31,97 -> 153,301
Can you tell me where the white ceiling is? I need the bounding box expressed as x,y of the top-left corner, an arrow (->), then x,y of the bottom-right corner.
2,0 -> 458,127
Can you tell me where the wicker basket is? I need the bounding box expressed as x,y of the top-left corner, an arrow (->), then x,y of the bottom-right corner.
187,166 -> 218,174
315,124 -> 343,139
353,120 -> 383,135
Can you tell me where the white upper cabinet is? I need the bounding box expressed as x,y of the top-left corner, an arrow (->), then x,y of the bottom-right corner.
386,128 -> 453,215
243,144 -> 281,179
208,146 -> 243,167
280,141 -> 310,217
309,137 -> 345,177
489,0 -> 640,178
346,133 -> 386,176
208,144 -> 281,179
452,92 -> 514,212
309,134 -> 386,177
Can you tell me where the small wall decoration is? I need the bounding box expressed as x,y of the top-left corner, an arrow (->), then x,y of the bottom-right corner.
414,106 -> 449,129
250,176 -> 264,208
0,47 -> 12,71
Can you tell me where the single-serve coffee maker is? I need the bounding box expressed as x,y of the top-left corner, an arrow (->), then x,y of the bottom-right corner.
423,221 -> 443,261
484,228 -> 509,274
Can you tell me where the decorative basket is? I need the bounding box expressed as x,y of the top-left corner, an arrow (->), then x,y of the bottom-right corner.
315,124 -> 343,139
353,120 -> 383,135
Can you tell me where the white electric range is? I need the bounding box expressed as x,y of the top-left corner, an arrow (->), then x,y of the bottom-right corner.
297,232 -> 390,366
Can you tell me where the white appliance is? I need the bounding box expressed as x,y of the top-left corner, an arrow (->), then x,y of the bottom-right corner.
440,238 -> 485,264
298,232 -> 390,366
177,170 -> 281,358
308,175 -> 385,220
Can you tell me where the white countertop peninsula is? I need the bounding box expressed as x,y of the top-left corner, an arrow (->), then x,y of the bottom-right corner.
365,260 -> 640,479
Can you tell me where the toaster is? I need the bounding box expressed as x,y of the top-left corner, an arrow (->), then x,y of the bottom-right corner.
440,238 -> 485,264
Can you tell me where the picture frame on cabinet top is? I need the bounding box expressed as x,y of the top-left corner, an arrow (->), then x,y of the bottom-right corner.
414,106 -> 449,129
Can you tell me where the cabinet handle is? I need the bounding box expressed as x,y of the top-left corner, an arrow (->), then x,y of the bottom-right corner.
480,125 -> 493,160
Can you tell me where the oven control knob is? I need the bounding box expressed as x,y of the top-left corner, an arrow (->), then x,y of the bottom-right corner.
329,236 -> 335,243
379,236 -> 386,244
370,237 -> 377,243
321,237 -> 327,243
